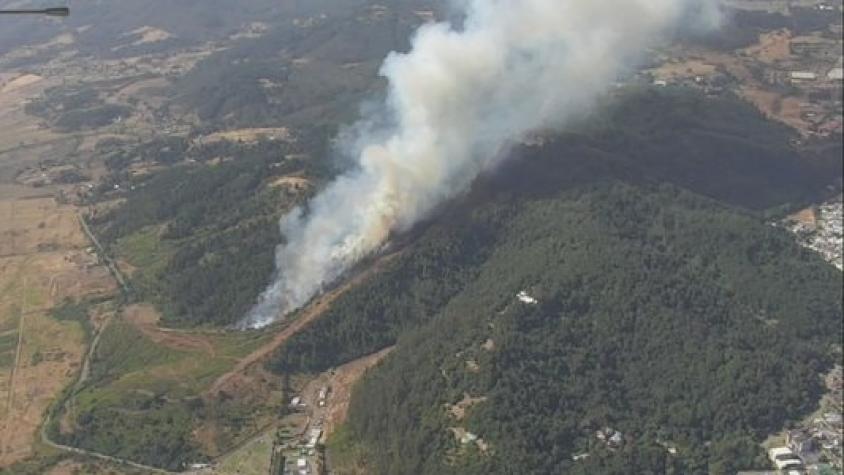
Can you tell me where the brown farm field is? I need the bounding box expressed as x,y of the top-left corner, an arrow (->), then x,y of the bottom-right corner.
0,73 -> 62,152
0,197 -> 117,467
741,29 -> 793,64
653,44 -> 823,136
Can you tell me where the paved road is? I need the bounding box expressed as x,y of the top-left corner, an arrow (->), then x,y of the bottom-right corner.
40,422 -> 175,474
77,213 -> 131,295
32,216 -> 169,473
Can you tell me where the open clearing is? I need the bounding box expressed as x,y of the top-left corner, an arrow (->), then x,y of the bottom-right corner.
301,346 -> 393,438
788,206 -> 818,227
124,304 -> 216,357
214,432 -> 275,475
0,74 -> 43,94
649,58 -> 717,81
741,29 -> 793,64
196,128 -> 293,146
0,73 -> 64,154
126,26 -> 173,45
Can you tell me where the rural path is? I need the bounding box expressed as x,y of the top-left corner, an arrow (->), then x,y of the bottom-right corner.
39,422 -> 176,474
38,313 -> 177,474
303,346 -> 394,438
78,213 -> 131,295
29,214 -> 175,473
74,316 -> 111,392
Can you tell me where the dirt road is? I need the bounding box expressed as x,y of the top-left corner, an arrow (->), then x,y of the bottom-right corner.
207,252 -> 399,397
302,346 -> 394,438
124,304 -> 217,356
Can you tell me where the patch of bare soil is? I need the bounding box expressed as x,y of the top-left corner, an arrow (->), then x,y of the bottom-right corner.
196,128 -> 293,146
270,176 -> 312,192
742,29 -> 793,64
127,26 -> 172,45
124,304 -> 216,356
649,58 -> 717,81
448,393 -> 488,422
0,74 -> 42,94
789,206 -> 818,227
317,347 -> 393,438
740,86 -> 811,133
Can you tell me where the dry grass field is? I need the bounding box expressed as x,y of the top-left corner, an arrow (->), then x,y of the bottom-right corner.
742,29 -> 793,64
0,197 -> 116,467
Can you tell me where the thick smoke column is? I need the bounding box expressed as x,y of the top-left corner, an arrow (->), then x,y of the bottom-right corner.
242,0 -> 720,328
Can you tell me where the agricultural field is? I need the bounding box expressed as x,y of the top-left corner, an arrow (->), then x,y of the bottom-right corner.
215,432 -> 275,475
0,197 -> 115,467
51,303 -> 281,470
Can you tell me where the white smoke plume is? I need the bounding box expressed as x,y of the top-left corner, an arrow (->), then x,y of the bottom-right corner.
241,0 -> 721,328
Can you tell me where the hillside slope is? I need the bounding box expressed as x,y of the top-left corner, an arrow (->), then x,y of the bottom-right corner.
338,183 -> 842,474
269,88 -> 840,373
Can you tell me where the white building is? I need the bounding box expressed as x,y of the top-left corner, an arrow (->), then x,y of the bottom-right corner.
516,290 -> 538,305
297,457 -> 308,475
306,428 -> 322,448
768,447 -> 804,471
790,71 -> 818,81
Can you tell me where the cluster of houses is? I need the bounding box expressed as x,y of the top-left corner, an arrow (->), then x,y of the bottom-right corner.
780,367 -> 844,473
516,290 -> 539,305
744,367 -> 843,475
760,32 -> 843,136
275,386 -> 333,475
283,428 -> 324,475
766,416 -> 842,475
784,197 -> 844,271
595,427 -> 625,449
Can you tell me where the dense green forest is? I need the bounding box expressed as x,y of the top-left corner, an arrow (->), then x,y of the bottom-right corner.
270,87 -> 839,374
330,183 -> 841,474
172,0 -> 441,128
24,85 -> 132,131
697,6 -> 843,50
260,91 -> 841,475
91,87 -> 839,331
91,137 -> 331,327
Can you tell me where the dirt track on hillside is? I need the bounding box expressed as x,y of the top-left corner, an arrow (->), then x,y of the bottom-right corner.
124,304 -> 217,356
206,252 -> 400,397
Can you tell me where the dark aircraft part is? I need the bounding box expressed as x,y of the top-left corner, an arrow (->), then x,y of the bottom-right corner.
0,7 -> 69,16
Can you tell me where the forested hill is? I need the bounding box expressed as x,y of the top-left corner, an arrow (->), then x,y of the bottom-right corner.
172,0 -> 444,129
264,90 -> 842,474
269,87 -> 839,373
331,182 -> 842,474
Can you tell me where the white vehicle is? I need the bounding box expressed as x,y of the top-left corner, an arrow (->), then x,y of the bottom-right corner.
768,447 -> 804,471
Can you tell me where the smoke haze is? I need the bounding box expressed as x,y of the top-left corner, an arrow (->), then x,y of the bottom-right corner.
241,0 -> 721,328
